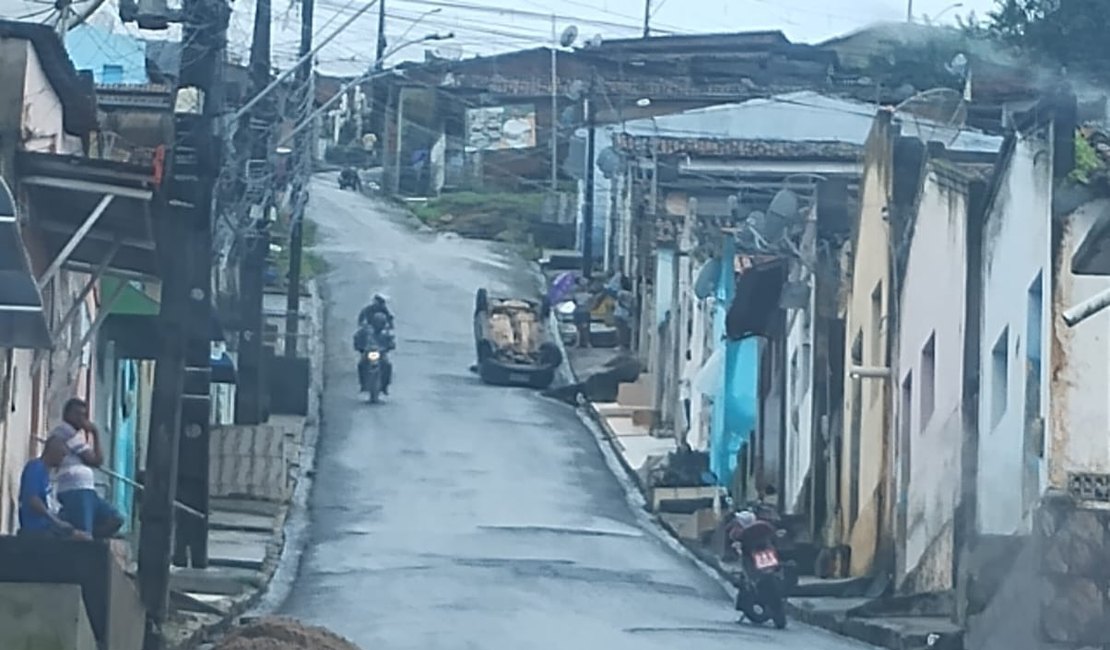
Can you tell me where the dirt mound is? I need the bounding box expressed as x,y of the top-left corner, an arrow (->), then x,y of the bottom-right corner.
212,617 -> 360,650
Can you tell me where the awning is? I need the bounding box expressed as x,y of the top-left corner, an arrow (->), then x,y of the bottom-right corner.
101,277 -> 159,316
16,151 -> 159,279
0,176 -> 51,349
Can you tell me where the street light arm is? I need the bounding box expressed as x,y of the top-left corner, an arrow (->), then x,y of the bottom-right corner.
232,0 -> 379,122
276,33 -> 454,149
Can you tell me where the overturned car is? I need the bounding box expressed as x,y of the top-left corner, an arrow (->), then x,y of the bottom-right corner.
474,288 -> 563,389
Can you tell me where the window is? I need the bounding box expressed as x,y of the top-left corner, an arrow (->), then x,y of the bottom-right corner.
870,282 -> 883,364
991,327 -> 1010,429
870,281 -> 883,401
920,333 -> 936,428
902,372 -> 914,441
101,64 -> 123,84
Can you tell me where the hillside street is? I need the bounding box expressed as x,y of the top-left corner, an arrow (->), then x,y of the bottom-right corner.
264,176 -> 877,649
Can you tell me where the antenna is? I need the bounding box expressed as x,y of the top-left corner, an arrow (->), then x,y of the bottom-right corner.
894,87 -> 968,147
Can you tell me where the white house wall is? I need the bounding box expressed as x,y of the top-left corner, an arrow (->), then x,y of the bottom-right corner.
896,168 -> 968,591
784,272 -> 815,515
1050,198 -> 1110,486
977,131 -> 1053,536
21,43 -> 82,154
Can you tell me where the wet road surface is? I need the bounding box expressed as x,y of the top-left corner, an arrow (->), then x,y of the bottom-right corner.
276,177 -> 876,650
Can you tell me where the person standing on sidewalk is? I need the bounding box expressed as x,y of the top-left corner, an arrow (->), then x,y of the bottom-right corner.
49,398 -> 124,539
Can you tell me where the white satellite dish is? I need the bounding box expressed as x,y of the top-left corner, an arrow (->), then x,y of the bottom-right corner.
560,25 -> 579,48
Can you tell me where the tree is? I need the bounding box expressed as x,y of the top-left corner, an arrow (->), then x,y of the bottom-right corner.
966,0 -> 1110,78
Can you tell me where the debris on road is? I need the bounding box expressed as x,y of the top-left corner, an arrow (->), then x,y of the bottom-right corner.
213,617 -> 360,650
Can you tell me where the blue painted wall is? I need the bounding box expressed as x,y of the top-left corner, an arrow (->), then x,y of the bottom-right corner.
66,24 -> 147,85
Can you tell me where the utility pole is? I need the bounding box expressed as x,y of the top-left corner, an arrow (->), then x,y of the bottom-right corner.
550,16 -> 558,193
368,0 -> 388,145
376,0 -> 387,66
642,0 -> 651,37
906,0 -> 913,22
138,0 -> 227,643
285,0 -> 314,357
581,76 -> 596,279
235,0 -> 275,423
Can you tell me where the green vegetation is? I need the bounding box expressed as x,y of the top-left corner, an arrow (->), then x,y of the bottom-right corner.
963,0 -> 1110,80
1070,132 -> 1103,185
411,191 -> 548,256
275,217 -> 326,282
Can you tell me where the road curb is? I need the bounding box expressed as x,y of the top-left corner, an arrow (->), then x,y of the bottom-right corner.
537,298 -> 742,606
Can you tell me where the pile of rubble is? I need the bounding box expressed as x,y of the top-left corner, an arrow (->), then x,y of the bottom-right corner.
212,617 -> 360,650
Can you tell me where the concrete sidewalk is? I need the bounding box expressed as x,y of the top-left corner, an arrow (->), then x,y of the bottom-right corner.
562,344 -> 965,650
162,282 -> 325,650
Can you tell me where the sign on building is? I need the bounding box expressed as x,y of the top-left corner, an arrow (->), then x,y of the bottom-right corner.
465,105 -> 537,152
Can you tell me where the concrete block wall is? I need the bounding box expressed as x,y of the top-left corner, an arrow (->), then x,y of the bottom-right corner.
209,424 -> 290,502
1037,497 -> 1110,648
0,582 -> 98,650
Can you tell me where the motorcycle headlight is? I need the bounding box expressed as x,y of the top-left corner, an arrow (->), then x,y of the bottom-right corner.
556,300 -> 576,315
367,351 -> 381,361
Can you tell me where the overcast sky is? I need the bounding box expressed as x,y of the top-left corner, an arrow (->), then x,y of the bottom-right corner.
2,0 -> 999,75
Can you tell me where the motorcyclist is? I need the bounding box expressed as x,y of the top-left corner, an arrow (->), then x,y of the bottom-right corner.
358,294 -> 394,329
729,510 -> 779,575
353,312 -> 395,394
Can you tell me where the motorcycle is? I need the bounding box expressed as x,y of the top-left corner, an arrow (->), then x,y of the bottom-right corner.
359,344 -> 387,403
338,168 -> 360,191
732,521 -> 789,629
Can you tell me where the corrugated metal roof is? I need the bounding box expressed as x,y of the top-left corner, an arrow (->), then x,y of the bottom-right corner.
613,91 -> 1003,154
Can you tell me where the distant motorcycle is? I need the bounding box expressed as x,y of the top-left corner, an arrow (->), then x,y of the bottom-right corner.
358,343 -> 387,403
339,168 -> 361,191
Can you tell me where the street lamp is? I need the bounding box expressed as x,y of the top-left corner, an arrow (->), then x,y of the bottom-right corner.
908,1 -> 963,23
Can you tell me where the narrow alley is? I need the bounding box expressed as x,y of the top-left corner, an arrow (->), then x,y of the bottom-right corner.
274,177 -> 875,650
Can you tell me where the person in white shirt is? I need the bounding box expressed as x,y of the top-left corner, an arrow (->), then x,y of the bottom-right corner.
49,398 -> 123,539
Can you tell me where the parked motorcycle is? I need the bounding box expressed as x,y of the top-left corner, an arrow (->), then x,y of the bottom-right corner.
731,518 -> 788,629
359,344 -> 387,403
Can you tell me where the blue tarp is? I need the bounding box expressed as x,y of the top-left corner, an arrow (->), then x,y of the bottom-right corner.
709,238 -> 759,489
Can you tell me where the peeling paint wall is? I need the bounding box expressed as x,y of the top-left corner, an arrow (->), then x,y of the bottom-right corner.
894,167 -> 968,592
1050,198 -> 1110,486
21,42 -> 81,155
840,113 -> 892,576
977,130 -> 1053,536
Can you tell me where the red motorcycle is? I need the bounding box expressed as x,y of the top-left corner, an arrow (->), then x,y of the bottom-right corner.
730,517 -> 788,629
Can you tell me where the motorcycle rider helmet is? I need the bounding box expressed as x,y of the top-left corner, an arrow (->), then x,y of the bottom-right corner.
373,293 -> 388,305
734,510 -> 757,530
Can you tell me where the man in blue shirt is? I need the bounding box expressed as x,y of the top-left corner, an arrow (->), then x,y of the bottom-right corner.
19,436 -> 89,539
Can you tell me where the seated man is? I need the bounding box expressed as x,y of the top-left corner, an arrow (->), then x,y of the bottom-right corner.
50,398 -> 124,540
19,437 -> 90,540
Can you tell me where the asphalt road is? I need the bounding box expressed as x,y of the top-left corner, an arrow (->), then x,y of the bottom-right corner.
276,177 -> 875,650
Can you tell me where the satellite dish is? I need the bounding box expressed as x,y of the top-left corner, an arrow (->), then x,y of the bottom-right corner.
768,189 -> 800,220
597,147 -> 621,179
560,25 -> 579,48
566,79 -> 586,101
